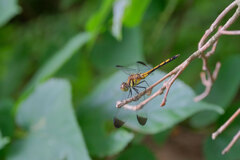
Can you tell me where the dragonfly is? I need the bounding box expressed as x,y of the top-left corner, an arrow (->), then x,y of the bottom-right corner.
114,54 -> 180,128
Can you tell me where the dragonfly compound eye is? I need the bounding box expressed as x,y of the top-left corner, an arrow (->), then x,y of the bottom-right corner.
120,82 -> 129,92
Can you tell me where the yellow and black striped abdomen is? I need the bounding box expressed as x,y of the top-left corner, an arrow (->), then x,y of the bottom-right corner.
141,54 -> 180,78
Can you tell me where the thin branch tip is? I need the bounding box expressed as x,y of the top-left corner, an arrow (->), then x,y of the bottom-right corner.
212,133 -> 217,140
222,130 -> 240,155
161,101 -> 166,107
212,108 -> 240,154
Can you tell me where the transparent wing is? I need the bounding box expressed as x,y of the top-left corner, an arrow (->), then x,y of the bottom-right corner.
136,61 -> 152,74
114,87 -> 148,128
116,65 -> 137,75
116,61 -> 152,75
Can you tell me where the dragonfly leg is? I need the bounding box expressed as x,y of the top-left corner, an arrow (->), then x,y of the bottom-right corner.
134,85 -> 146,94
138,80 -> 149,87
133,87 -> 148,126
135,85 -> 146,90
128,88 -> 133,98
136,84 -> 153,100
132,87 -> 139,94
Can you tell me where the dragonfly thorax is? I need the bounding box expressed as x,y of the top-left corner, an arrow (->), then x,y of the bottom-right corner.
121,74 -> 143,92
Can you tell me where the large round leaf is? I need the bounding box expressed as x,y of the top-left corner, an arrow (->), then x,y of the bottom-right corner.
77,95 -> 134,157
7,79 -> 90,160
77,69 -> 223,156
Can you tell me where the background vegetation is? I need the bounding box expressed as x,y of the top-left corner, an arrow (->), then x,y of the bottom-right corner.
0,0 -> 239,159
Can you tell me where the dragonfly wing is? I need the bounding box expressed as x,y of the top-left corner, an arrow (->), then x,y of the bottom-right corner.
136,61 -> 150,68
113,117 -> 125,128
114,105 -> 148,128
116,61 -> 151,75
116,65 -> 137,75
113,105 -> 132,128
132,86 -> 148,126
136,61 -> 152,74
136,115 -> 147,126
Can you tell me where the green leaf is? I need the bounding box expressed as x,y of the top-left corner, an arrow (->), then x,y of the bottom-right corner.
77,103 -> 134,157
86,0 -> 114,33
0,131 -> 10,150
190,55 -> 240,128
14,32 -> 91,113
123,70 -> 224,133
123,0 -> 150,27
116,144 -> 156,160
0,0 -> 21,27
0,99 -> 13,158
204,116 -> 240,160
0,10 -> 83,98
29,32 -> 91,88
90,27 -> 144,73
59,0 -> 79,10
112,0 -> 130,40
7,79 -> 90,160
77,69 -> 223,156
0,99 -> 14,137
153,128 -> 172,145
126,70 -> 223,133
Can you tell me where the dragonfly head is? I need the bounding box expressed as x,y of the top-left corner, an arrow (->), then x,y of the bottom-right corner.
120,82 -> 129,92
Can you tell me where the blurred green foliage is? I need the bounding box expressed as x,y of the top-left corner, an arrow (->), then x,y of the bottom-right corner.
0,0 -> 21,27
204,102 -> 240,160
0,0 -> 239,159
116,144 -> 155,160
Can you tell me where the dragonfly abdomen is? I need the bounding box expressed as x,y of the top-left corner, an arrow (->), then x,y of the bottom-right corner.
141,54 -> 180,78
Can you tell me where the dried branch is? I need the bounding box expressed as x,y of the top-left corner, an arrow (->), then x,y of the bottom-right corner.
160,69 -> 184,106
206,41 -> 218,58
116,0 -> 240,111
195,1 -> 240,101
194,62 -> 221,102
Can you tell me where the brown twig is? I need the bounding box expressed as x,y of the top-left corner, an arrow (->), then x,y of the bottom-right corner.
206,41 -> 218,58
195,1 -> 240,101
194,62 -> 221,102
116,0 -> 240,111
160,69 -> 184,106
